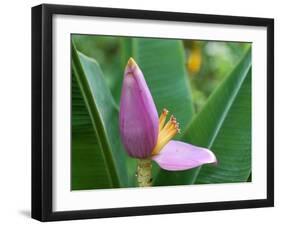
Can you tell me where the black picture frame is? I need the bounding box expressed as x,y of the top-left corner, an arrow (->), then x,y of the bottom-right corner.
32,3 -> 274,222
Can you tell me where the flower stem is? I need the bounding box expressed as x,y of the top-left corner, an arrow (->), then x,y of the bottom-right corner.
136,159 -> 152,187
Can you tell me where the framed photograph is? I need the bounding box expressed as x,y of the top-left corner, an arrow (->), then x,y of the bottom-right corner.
32,4 -> 274,221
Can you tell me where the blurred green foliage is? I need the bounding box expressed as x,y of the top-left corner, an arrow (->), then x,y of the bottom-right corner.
185,40 -> 250,112
73,35 -> 250,113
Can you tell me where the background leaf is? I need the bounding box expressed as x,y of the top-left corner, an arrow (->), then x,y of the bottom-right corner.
71,42 -> 128,189
195,68 -> 251,184
73,35 -> 124,104
154,48 -> 252,185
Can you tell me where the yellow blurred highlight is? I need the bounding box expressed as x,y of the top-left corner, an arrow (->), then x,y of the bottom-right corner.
187,47 -> 202,75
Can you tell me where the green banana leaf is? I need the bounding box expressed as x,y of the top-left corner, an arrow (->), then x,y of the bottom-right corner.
154,48 -> 252,186
71,42 -> 128,190
72,35 -> 124,104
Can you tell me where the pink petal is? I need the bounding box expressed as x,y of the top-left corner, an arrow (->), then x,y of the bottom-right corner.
119,58 -> 158,158
152,141 -> 217,171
